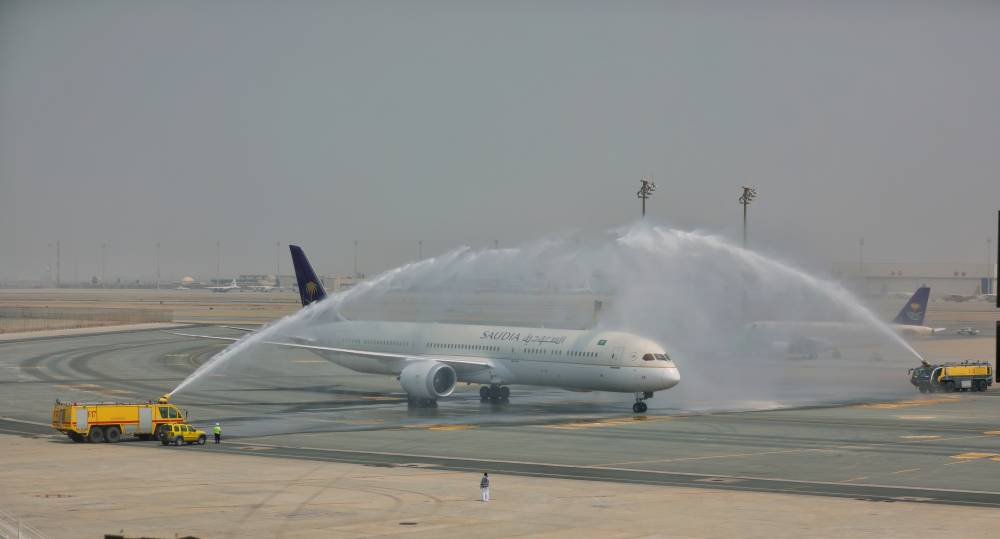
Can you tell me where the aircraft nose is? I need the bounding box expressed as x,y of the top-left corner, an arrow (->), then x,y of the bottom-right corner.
662,366 -> 680,389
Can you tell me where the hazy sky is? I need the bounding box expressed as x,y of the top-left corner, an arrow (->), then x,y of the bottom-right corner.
2,1 -> 998,282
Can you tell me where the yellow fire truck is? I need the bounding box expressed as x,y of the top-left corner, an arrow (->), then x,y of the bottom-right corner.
52,399 -> 187,443
909,361 -> 993,393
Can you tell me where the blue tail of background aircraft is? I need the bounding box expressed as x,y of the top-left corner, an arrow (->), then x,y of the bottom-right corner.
289,245 -> 327,306
892,286 -> 930,326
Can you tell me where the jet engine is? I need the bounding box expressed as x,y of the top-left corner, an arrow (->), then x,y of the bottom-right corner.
398,361 -> 457,400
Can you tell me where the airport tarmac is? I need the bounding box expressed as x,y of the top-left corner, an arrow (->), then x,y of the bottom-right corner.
2,330 -> 1000,537
0,291 -> 997,537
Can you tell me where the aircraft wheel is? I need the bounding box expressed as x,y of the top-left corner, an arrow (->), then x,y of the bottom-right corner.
499,386 -> 510,401
480,386 -> 490,401
633,402 -> 647,414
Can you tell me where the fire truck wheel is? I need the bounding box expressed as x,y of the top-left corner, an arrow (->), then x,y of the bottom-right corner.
174,436 -> 183,446
87,427 -> 105,443
197,435 -> 206,445
105,426 -> 121,443
68,433 -> 85,443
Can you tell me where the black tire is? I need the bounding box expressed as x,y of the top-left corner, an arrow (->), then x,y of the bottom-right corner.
88,427 -> 105,443
105,426 -> 121,443
198,435 -> 206,445
68,433 -> 85,443
918,386 -> 927,394
161,440 -> 169,446
632,402 -> 643,413
480,386 -> 490,401
499,386 -> 510,400
174,436 -> 183,446
944,381 -> 955,393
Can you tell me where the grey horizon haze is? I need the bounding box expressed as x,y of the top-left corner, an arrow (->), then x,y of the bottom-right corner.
1,1 -> 998,283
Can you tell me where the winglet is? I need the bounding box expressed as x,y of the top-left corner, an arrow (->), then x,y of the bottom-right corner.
893,286 -> 930,326
289,244 -> 328,306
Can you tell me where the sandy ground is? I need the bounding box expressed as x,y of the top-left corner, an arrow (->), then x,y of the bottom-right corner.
1,434 -> 997,539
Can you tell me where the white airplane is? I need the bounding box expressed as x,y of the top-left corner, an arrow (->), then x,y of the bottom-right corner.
745,286 -> 946,358
171,245 -> 680,413
207,279 -> 239,293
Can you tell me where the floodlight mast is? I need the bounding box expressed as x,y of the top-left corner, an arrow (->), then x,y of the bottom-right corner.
637,178 -> 656,218
739,186 -> 758,248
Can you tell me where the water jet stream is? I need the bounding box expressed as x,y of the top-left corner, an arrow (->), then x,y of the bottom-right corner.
170,223 -> 923,409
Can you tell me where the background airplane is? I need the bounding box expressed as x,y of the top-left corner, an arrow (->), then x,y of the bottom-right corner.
745,286 -> 945,359
207,279 -> 239,293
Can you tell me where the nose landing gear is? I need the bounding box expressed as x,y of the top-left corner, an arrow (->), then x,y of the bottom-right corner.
632,391 -> 653,414
480,384 -> 510,402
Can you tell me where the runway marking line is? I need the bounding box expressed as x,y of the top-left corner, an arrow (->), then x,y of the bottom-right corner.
402,424 -> 478,431
0,416 -> 51,427
586,447 -> 838,468
858,396 -> 959,409
950,452 -> 999,460
984,431 -> 1000,436
541,415 -> 671,430
890,468 -> 921,475
900,435 -> 941,440
839,476 -> 868,483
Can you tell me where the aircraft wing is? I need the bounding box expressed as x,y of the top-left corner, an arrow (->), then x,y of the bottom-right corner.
166,331 -> 493,374
258,340 -> 493,374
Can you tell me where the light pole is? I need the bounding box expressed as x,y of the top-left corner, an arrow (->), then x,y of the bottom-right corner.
859,238 -> 865,293
216,240 -> 221,283
739,186 -> 758,248
275,241 -> 281,288
155,242 -> 160,289
987,238 -> 992,295
101,242 -> 107,288
637,178 -> 656,218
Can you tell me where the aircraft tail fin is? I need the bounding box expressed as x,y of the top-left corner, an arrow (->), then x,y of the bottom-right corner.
893,286 -> 930,326
289,245 -> 328,306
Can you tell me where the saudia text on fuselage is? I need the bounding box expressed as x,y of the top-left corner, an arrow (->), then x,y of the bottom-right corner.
480,330 -> 568,345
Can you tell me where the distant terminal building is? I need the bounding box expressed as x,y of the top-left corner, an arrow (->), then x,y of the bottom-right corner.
284,274 -> 364,294
831,262 -> 996,297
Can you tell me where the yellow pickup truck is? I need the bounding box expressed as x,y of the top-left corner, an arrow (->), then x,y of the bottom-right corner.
159,423 -> 208,446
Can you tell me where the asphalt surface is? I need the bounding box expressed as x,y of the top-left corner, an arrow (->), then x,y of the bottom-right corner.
3,327 -> 1000,509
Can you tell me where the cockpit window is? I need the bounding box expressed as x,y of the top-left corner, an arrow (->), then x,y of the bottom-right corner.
654,353 -> 669,361
642,353 -> 655,361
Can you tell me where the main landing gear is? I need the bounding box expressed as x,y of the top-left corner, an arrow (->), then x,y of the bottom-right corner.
480,384 -> 510,403
632,391 -> 653,414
